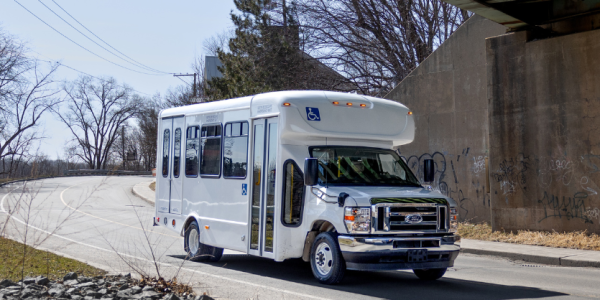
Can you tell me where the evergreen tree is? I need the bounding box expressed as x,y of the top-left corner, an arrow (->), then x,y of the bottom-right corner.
207,0 -> 304,99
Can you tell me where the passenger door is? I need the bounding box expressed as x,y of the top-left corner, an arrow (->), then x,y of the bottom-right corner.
170,117 -> 184,214
157,117 -> 184,215
248,117 -> 278,258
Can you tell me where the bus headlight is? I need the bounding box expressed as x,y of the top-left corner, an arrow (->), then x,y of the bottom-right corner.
449,207 -> 458,233
345,207 -> 371,233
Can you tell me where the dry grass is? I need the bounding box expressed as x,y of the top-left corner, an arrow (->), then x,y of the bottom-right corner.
458,222 -> 600,251
149,181 -> 156,191
0,236 -> 106,281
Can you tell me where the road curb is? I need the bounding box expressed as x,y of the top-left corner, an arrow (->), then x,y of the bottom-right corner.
460,247 -> 562,266
460,239 -> 600,268
132,180 -> 155,205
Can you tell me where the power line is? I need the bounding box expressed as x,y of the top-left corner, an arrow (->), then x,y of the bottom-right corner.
174,73 -> 198,97
37,0 -> 164,74
47,0 -> 171,75
32,52 -> 152,96
58,62 -> 153,96
175,76 -> 193,87
14,0 -> 167,76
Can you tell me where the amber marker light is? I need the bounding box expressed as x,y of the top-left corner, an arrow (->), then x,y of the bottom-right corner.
408,111 -> 413,115
346,102 -> 353,106
332,101 -> 339,105
345,215 -> 355,221
283,102 -> 291,106
360,103 -> 367,107
172,220 -> 176,226
205,225 -> 210,230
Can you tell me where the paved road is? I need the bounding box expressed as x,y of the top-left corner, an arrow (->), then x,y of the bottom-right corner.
2,176 -> 600,299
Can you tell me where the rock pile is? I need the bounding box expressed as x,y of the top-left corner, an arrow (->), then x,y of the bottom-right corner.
0,273 -> 213,300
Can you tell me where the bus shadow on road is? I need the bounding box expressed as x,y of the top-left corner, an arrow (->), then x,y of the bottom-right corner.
169,254 -> 567,299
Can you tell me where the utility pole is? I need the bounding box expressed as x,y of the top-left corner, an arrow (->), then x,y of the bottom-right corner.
174,73 -> 198,97
122,126 -> 125,169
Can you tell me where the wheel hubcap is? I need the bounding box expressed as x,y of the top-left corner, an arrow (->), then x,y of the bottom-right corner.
189,228 -> 199,255
314,242 -> 333,276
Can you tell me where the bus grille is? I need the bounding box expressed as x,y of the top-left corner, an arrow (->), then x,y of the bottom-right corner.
371,198 -> 448,233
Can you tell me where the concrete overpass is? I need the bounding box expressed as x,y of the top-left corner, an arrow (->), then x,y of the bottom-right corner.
445,0 -> 600,34
386,4 -> 600,233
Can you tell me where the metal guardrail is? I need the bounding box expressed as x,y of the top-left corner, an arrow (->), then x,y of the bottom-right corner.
63,169 -> 153,176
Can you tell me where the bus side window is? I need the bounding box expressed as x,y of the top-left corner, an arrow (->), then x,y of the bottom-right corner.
173,128 -> 182,178
162,129 -> 170,177
200,124 -> 222,177
185,126 -> 199,177
282,160 -> 305,226
223,121 -> 249,178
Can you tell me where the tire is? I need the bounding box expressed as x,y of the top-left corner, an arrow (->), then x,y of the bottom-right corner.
413,268 -> 447,280
184,221 -> 224,262
310,232 -> 346,285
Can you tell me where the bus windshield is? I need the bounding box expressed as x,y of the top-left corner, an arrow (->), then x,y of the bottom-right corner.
310,147 -> 421,187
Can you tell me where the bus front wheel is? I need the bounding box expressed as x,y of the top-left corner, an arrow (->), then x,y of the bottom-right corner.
310,232 -> 346,284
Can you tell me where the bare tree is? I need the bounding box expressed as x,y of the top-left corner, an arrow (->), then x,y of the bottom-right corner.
56,76 -> 140,170
127,95 -> 161,171
295,0 -> 470,95
0,31 -> 60,178
203,30 -> 233,56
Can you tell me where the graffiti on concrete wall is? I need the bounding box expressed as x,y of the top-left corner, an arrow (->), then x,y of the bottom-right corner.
585,207 -> 600,221
538,191 -> 592,223
473,156 -> 486,174
491,154 -> 530,195
399,148 -> 600,227
490,152 -> 600,225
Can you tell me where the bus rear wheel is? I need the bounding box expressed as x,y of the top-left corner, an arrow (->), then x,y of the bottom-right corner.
184,221 -> 223,262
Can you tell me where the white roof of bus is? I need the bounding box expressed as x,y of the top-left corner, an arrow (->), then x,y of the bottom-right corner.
159,90 -> 407,118
159,90 -> 414,146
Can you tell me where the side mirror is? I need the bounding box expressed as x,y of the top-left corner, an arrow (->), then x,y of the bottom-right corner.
423,159 -> 435,183
304,158 -> 319,186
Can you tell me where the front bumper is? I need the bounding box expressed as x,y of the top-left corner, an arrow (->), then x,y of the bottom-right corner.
338,235 -> 460,271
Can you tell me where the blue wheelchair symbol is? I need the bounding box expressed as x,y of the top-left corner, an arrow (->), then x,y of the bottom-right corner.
306,107 -> 321,121
242,183 -> 248,196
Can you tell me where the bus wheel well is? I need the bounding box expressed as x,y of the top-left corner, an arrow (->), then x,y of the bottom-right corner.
302,220 -> 338,262
181,216 -> 198,237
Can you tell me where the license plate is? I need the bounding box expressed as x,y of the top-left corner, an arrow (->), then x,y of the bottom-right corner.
407,249 -> 428,262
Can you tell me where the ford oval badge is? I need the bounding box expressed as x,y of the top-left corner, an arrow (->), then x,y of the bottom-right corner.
405,214 -> 423,224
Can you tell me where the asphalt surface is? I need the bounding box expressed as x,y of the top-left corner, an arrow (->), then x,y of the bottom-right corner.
2,176 -> 600,299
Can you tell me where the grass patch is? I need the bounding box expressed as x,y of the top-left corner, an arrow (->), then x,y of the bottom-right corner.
149,181 -> 156,191
458,222 -> 600,251
0,236 -> 106,282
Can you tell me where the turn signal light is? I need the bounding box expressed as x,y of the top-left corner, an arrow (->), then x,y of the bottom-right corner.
408,111 -> 413,115
283,102 -> 291,106
332,101 -> 339,105
360,104 -> 366,107
344,215 -> 355,221
346,103 -> 353,106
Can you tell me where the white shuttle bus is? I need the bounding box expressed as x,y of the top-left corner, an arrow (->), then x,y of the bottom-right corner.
154,91 -> 460,284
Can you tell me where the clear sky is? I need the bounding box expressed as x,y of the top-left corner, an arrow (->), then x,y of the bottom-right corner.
0,0 -> 237,159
